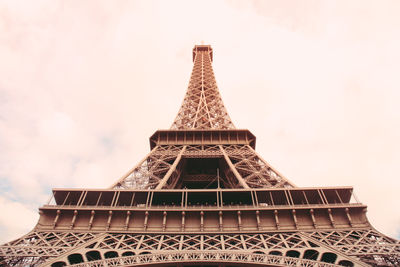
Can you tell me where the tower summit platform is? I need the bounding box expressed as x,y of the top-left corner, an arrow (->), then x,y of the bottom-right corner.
193,45 -> 213,61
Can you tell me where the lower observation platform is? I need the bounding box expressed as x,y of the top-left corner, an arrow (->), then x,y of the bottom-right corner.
38,187 -> 367,233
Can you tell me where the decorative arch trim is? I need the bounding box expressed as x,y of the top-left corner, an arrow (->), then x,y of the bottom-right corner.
67,251 -> 344,267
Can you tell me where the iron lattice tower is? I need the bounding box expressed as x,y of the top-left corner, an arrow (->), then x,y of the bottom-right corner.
1,45 -> 399,267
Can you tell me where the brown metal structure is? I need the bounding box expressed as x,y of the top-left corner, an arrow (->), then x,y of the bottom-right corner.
1,45 -> 399,267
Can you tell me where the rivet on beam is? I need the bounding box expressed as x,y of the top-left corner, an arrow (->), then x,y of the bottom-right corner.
106,210 -> 113,231
327,208 -> 335,227
292,209 -> 298,229
162,211 -> 167,232
237,211 -> 242,231
125,211 -> 131,230
200,211 -> 204,232
88,210 -> 95,230
255,210 -> 261,230
345,208 -> 353,227
53,210 -> 61,229
310,209 -> 317,228
70,210 -> 78,229
274,210 -> 280,229
219,211 -> 223,231
144,211 -> 149,230
181,211 -> 186,231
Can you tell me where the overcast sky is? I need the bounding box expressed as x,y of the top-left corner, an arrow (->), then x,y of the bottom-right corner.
0,0 -> 399,243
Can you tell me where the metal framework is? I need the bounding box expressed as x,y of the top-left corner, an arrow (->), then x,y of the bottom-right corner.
1,45 -> 399,267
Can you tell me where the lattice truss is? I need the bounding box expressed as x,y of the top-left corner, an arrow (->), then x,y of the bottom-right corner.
222,145 -> 294,188
113,145 -> 184,189
171,49 -> 235,130
304,230 -> 400,265
1,229 -> 399,266
0,231 -> 99,266
112,144 -> 294,189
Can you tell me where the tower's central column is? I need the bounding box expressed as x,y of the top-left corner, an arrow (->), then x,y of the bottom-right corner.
172,45 -> 235,130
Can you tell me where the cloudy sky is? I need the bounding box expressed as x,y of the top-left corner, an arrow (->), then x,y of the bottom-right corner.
0,0 -> 399,243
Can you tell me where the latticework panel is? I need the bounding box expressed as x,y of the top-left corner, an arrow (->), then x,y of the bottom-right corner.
222,145 -> 295,188
111,144 -> 295,190
304,229 -> 400,265
85,232 -> 314,251
0,231 -> 99,266
41,232 -> 368,266
184,144 -> 223,158
3,230 -> 397,266
113,145 -> 185,189
171,48 -> 234,130
0,256 -> 46,267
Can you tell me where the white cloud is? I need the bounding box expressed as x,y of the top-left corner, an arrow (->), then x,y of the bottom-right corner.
0,196 -> 38,243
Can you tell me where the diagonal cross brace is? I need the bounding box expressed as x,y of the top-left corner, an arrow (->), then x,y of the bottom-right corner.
155,146 -> 187,189
219,145 -> 250,189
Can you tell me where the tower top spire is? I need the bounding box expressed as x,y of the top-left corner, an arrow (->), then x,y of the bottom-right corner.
193,45 -> 213,61
172,45 -> 234,130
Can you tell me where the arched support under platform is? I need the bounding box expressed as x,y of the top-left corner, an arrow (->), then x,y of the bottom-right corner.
48,251 -> 362,267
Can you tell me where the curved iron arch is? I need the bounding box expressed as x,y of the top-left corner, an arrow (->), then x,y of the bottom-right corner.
67,251 -> 343,267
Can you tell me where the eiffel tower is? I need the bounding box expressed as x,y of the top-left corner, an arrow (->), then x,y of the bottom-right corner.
1,45 -> 399,267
